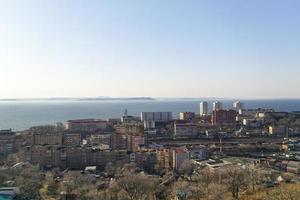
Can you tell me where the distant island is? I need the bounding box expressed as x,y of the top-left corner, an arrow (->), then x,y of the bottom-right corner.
0,97 -> 155,101
77,97 -> 155,101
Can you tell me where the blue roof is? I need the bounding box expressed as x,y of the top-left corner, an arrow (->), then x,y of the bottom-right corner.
0,194 -> 14,200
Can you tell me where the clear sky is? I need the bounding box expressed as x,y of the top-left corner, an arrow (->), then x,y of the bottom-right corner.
0,0 -> 300,99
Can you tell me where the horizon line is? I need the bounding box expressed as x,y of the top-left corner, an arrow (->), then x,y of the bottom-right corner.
0,96 -> 300,101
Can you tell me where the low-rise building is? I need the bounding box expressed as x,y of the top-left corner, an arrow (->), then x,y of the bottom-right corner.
127,135 -> 145,151
32,131 -> 62,146
287,161 -> 300,174
26,145 -> 129,170
269,125 -> 286,136
26,145 -> 61,168
111,133 -> 127,150
172,147 -> 190,171
242,119 -> 263,128
141,112 -> 172,122
239,108 -> 274,117
66,119 -> 108,132
89,133 -> 111,146
188,145 -> 208,161
63,133 -> 81,146
258,111 -> 287,119
130,151 -> 157,171
179,112 -> 195,121
0,129 -> 16,155
115,123 -> 144,136
174,123 -> 198,138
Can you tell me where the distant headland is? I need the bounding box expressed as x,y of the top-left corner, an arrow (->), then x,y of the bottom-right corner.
0,97 -> 156,101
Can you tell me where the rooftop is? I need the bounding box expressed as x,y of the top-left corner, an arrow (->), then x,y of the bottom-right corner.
67,119 -> 106,123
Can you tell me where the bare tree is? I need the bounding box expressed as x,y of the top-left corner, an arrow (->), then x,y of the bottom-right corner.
105,162 -> 117,177
117,174 -> 158,200
191,168 -> 226,200
224,168 -> 249,200
179,160 -> 197,178
173,181 -> 193,200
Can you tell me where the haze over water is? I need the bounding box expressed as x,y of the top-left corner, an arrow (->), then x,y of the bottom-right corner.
1,99 -> 300,131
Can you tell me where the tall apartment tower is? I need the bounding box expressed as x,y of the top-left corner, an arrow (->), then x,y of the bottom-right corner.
213,101 -> 223,111
233,101 -> 244,111
200,101 -> 208,116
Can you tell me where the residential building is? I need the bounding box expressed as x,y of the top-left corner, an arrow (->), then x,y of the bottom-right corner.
188,145 -> 208,161
107,118 -> 121,125
239,108 -> 274,117
287,161 -> 300,174
63,133 -> 81,146
213,101 -> 223,111
115,123 -> 144,136
179,112 -> 195,120
32,132 -> 62,146
141,112 -> 172,122
141,112 -> 172,131
66,119 -> 107,132
211,110 -> 237,126
26,145 -> 129,170
89,133 -> 111,146
200,101 -> 208,116
156,148 -> 171,170
143,120 -> 156,129
269,125 -> 287,136
26,145 -> 61,168
174,123 -> 198,138
131,151 -> 157,171
111,133 -> 127,150
0,129 -> 16,155
242,119 -> 262,128
260,112 -> 289,119
127,135 -> 145,151
121,109 -> 139,123
233,101 -> 244,111
172,147 -> 190,171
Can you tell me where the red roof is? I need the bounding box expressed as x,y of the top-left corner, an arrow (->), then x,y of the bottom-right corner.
174,147 -> 189,154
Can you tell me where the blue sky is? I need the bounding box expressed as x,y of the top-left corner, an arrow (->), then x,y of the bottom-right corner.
0,0 -> 300,98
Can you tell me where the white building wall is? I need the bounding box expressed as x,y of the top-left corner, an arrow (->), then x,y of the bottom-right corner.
213,101 -> 223,111
200,101 -> 208,116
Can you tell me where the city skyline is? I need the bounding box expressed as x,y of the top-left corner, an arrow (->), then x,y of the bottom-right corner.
1,1 -> 300,98
1,2 -> 300,198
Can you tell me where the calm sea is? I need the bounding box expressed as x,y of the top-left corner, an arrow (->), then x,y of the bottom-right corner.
0,99 -> 300,131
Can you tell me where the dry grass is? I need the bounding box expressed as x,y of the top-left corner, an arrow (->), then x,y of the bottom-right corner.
234,183 -> 300,200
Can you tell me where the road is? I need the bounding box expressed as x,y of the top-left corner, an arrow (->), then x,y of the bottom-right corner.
148,137 -> 285,145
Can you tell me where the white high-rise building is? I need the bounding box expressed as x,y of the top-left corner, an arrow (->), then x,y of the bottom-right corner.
213,101 -> 223,111
141,111 -> 172,130
200,101 -> 208,116
233,101 -> 244,111
141,112 -> 172,122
